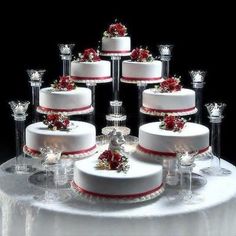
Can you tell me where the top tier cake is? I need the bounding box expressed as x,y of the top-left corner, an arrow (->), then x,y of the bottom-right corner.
101,22 -> 131,54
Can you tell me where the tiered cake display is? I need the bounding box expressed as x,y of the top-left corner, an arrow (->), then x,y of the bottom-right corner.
9,20 -> 230,206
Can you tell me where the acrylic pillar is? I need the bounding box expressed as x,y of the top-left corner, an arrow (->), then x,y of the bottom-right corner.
158,45 -> 173,79
86,82 -> 96,125
163,159 -> 179,186
8,101 -> 31,174
111,56 -> 121,100
202,103 -> 231,176
58,44 -> 75,76
137,81 -> 147,126
27,69 -> 46,123
189,70 -> 206,124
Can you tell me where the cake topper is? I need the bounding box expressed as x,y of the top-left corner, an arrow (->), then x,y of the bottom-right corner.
103,22 -> 128,37
51,76 -> 76,91
43,113 -> 70,131
130,47 -> 154,62
108,128 -> 126,153
78,48 -> 101,62
159,115 -> 186,132
154,76 -> 182,93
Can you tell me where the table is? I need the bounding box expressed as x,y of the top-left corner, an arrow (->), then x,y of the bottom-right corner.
0,157 -> 236,236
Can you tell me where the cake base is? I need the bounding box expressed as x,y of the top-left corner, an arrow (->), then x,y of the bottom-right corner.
71,180 -> 164,204
140,106 -> 198,116
121,77 -> 164,84
37,105 -> 94,116
24,145 -> 97,160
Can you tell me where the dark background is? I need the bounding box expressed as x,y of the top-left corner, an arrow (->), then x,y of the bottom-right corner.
0,3 -> 235,165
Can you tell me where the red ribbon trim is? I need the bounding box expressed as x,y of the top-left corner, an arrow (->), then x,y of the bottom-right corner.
72,181 -> 163,199
71,76 -> 112,81
137,144 -> 209,157
25,145 -> 96,155
101,50 -> 130,53
142,106 -> 196,113
38,105 -> 92,112
122,77 -> 162,81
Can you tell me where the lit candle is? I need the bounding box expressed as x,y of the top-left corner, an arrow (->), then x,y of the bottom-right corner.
193,73 -> 202,83
45,153 -> 58,164
179,152 -> 194,166
211,104 -> 220,117
61,45 -> 70,54
16,104 -> 24,114
161,47 -> 170,55
31,71 -> 40,80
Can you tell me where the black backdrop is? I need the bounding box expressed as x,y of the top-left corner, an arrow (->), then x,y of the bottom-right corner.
0,3 -> 235,165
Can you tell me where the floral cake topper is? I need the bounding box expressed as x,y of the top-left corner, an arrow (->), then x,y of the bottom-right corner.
103,21 -> 128,37
159,115 -> 186,132
43,113 -> 70,131
96,150 -> 129,173
155,76 -> 182,93
78,48 -> 101,62
51,76 -> 76,91
130,47 -> 154,62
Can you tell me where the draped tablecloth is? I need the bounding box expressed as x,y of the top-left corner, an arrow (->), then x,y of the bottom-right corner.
0,157 -> 236,236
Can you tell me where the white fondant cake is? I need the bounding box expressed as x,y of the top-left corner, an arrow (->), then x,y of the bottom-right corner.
73,155 -> 163,201
101,37 -> 131,53
71,60 -> 111,81
38,87 -> 92,113
122,60 -> 162,82
25,121 -> 96,158
138,122 -> 209,157
142,88 -> 196,114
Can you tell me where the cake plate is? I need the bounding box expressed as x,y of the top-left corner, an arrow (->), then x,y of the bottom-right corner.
140,106 -> 198,117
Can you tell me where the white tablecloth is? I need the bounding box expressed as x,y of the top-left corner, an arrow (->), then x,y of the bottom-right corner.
0,158 -> 236,236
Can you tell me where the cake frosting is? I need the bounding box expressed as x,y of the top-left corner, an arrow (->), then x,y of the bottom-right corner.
102,37 -> 131,53
73,155 -> 163,201
138,122 -> 209,157
142,88 -> 196,114
122,60 -> 162,82
25,121 -> 96,158
101,22 -> 131,53
38,87 -> 92,114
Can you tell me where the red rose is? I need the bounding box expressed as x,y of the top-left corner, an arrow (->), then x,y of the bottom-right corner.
139,49 -> 149,61
131,48 -> 139,60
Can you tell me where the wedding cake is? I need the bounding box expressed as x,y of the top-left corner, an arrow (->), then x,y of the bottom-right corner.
138,116 -> 209,158
38,76 -> 93,115
24,114 -> 96,158
121,47 -> 162,83
72,154 -> 164,202
71,48 -> 111,82
141,77 -> 197,115
101,22 -> 131,53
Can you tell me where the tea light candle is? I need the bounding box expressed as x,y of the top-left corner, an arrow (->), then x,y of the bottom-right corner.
193,73 -> 202,83
211,104 -> 220,117
46,153 -> 58,164
31,71 -> 40,80
15,104 -> 24,114
179,152 -> 194,166
61,45 -> 71,54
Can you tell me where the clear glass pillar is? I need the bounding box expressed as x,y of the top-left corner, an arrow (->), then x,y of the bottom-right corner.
27,69 -> 46,123
58,44 -> 75,76
158,45 -> 173,79
202,103 -> 231,176
189,70 -> 206,124
86,81 -> 96,125
8,101 -> 31,174
111,56 -> 121,100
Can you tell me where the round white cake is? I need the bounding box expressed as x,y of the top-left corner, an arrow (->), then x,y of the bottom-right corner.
101,37 -> 131,53
71,60 -> 111,82
25,121 -> 96,158
138,122 -> 209,157
142,88 -> 196,115
122,60 -> 162,82
38,87 -> 92,114
72,155 -> 164,202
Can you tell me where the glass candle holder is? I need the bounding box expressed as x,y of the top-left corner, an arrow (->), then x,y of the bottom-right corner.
27,69 -> 46,122
201,103 -> 231,176
9,101 -> 31,174
158,45 -> 174,79
189,70 -> 207,124
58,44 -> 75,76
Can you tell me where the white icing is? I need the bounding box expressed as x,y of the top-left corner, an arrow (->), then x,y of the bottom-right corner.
71,60 -> 111,78
102,37 -> 131,52
26,121 -> 96,153
39,87 -> 91,110
143,88 -> 195,111
139,122 -> 209,153
73,156 -> 163,196
122,60 -> 162,79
